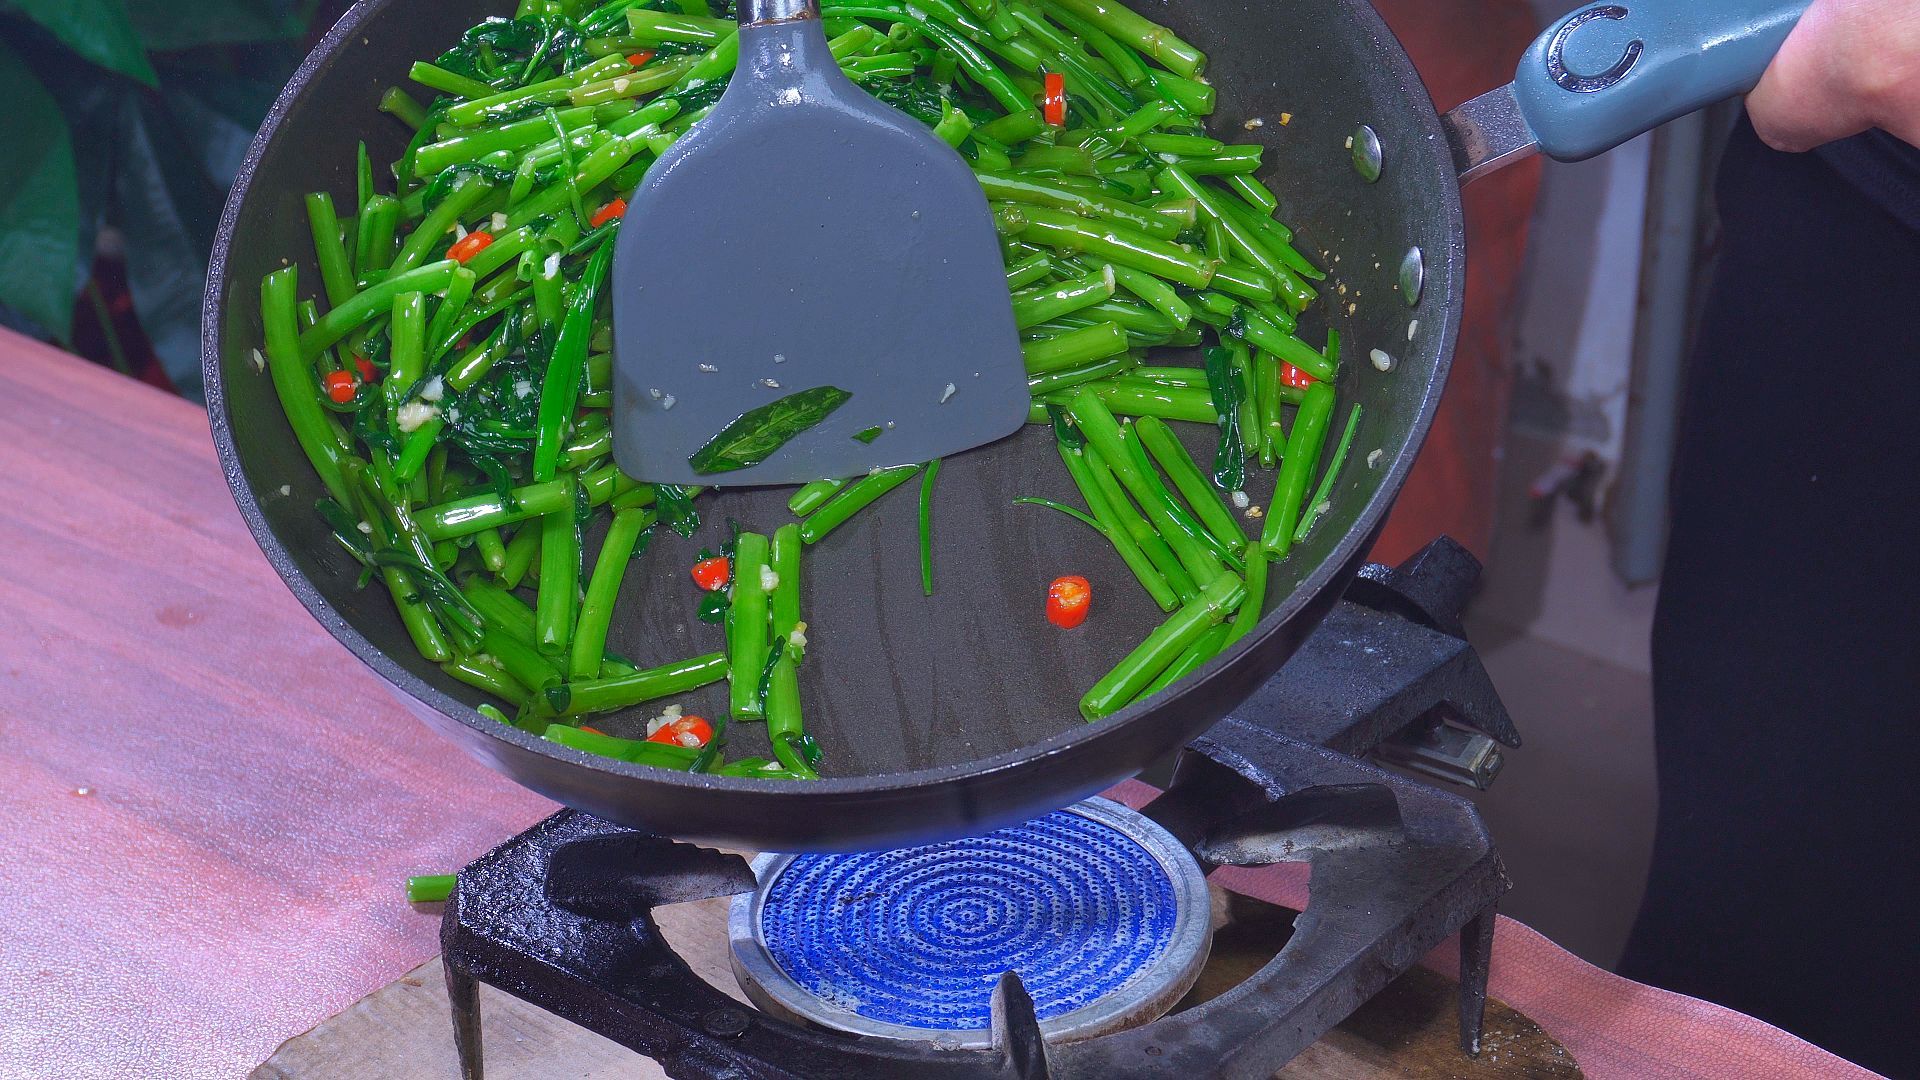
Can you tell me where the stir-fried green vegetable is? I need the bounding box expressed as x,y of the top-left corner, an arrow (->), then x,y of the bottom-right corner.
688,386 -> 854,474
259,0 -> 1366,780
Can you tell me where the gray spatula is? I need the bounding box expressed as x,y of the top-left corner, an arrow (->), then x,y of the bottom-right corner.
609,0 -> 1029,487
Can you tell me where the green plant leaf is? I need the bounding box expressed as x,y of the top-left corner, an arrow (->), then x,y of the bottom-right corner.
113,92 -> 224,399
125,0 -> 304,52
0,40 -> 79,340
688,386 -> 854,475
3,0 -> 158,85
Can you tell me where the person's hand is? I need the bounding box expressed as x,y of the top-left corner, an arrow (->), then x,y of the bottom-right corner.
1747,0 -> 1920,152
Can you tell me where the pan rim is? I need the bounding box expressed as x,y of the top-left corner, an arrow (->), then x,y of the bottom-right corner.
203,0 -> 1465,801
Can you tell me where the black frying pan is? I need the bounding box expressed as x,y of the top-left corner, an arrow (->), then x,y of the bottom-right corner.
204,0 -> 1799,851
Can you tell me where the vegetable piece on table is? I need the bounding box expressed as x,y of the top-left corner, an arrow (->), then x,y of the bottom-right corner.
407,874 -> 457,903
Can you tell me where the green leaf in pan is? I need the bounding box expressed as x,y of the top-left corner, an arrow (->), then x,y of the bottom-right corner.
0,41 -> 79,340
1202,345 -> 1245,492
687,386 -> 854,475
654,482 -> 701,538
852,425 -> 884,444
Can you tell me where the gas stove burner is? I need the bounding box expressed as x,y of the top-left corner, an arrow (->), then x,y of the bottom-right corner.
438,539 -> 1520,1080
730,798 -> 1212,1046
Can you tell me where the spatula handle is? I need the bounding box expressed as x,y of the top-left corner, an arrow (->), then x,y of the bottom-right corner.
741,0 -> 819,26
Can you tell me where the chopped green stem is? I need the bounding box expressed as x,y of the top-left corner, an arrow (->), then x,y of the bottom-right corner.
1080,571 -> 1243,720
354,196 -> 401,282
535,509 -> 580,657
1079,439 -> 1195,602
798,466 -> 920,544
727,531 -> 772,720
380,87 -> 428,129
386,291 -> 427,408
1005,251 -> 1055,289
975,173 -> 1180,241
299,261 -> 460,360
392,176 -> 493,275
1224,173 -> 1278,215
770,523 -> 803,648
1022,320 -> 1129,373
918,458 -> 942,595
788,478 -> 846,517
1136,621 -> 1230,702
1050,381 -> 1217,424
443,655 -> 531,706
1134,416 -> 1244,549
1013,496 -> 1106,536
561,652 -> 728,715
475,527 -> 509,573
1010,265 -> 1115,329
420,478 -> 575,540
1294,403 -> 1362,543
1068,390 -> 1223,586
406,874 -> 458,903
500,525 -> 541,588
1255,349 -> 1282,467
570,507 -> 655,679
1225,539 -> 1266,644
424,267 -> 477,367
1261,380 -> 1335,557
533,240 -> 615,482
305,193 -> 356,308
543,723 -> 703,768
1045,0 -> 1204,76
410,61 -> 496,99
1107,263 -> 1191,328
1009,205 -> 1212,288
261,268 -> 351,506
1026,351 -> 1136,396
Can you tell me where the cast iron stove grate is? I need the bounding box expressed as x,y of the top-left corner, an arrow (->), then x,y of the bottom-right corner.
440,538 -> 1519,1079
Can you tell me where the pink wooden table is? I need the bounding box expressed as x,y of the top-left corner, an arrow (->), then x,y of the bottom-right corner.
0,333 -> 1877,1078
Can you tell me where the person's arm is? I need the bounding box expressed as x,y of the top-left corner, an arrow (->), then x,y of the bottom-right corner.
1747,0 -> 1920,153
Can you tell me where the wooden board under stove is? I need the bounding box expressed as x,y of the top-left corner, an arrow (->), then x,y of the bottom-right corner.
255,887 -> 1578,1078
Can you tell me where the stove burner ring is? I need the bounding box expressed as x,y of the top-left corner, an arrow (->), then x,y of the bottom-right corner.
729,797 -> 1212,1047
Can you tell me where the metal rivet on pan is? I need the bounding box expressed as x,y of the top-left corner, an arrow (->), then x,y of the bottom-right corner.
1350,125 -> 1382,183
1399,246 -> 1424,307
702,1007 -> 750,1038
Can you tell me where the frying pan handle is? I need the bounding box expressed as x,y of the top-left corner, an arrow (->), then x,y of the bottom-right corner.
1444,0 -> 1809,181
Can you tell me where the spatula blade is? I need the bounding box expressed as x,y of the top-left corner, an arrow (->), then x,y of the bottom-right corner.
611,19 -> 1028,487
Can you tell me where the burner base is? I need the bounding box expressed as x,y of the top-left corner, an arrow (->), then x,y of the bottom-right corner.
442,727 -> 1503,1079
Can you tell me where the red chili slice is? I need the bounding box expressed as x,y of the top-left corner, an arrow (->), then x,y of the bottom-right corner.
322,369 -> 357,404
589,198 -> 627,229
1047,575 -> 1091,628
647,716 -> 714,747
1041,72 -> 1067,127
1280,362 -> 1317,389
446,230 -> 494,264
691,556 -> 731,591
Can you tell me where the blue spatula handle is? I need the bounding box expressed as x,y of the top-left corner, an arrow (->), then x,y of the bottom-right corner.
1512,0 -> 1810,162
